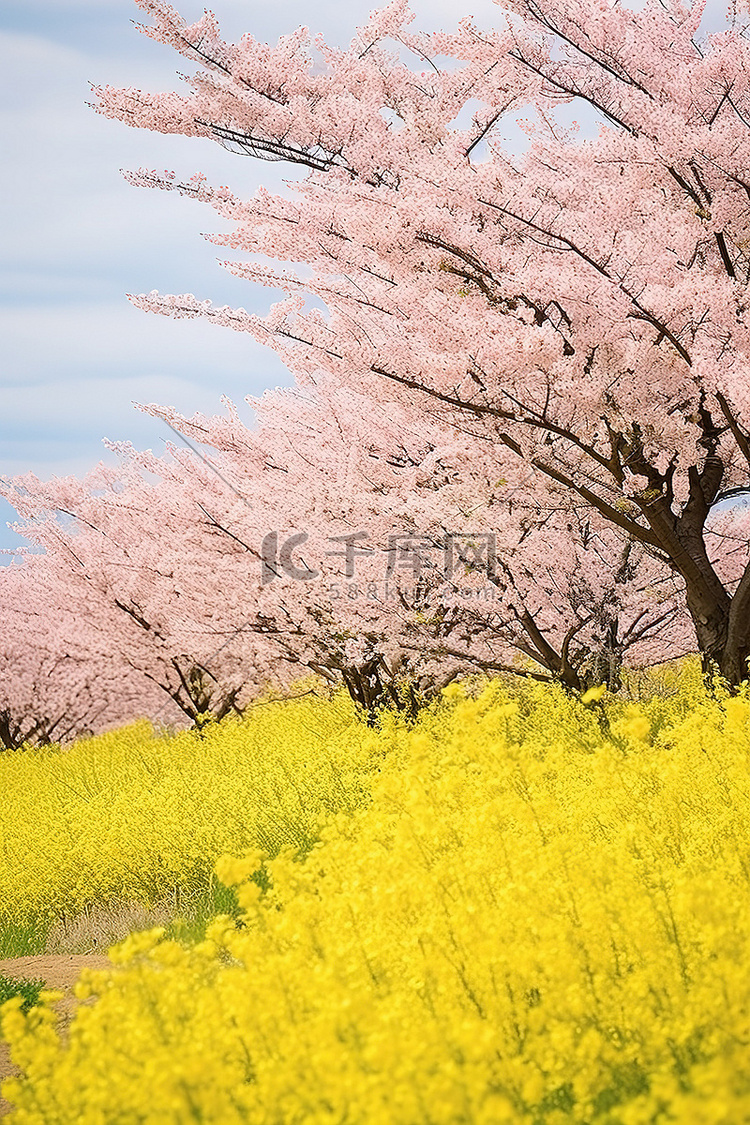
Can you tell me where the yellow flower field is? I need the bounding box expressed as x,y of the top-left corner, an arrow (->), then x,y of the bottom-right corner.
0,685 -> 373,936
4,665 -> 750,1123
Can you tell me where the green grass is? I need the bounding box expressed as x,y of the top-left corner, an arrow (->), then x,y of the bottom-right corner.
0,919 -> 49,959
0,975 -> 46,1015
163,873 -> 247,945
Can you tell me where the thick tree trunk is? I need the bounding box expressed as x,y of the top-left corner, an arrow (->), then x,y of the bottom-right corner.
639,455 -> 750,689
695,618 -> 750,689
685,581 -> 750,690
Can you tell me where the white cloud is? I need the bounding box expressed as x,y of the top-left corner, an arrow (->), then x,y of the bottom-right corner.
0,298 -> 292,505
0,299 -> 292,390
0,30 -> 306,281
0,373 -> 255,438
13,0 -> 504,40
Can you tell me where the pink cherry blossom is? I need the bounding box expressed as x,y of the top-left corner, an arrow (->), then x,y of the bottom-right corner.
88,0 -> 750,686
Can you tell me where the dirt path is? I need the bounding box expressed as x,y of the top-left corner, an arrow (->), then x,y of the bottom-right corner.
0,954 -> 111,1118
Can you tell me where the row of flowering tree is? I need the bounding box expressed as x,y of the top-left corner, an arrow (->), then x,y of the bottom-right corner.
0,373 -> 729,744
4,0 -> 750,744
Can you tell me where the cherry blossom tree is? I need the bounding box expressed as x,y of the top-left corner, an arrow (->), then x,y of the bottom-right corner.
2,373 -> 691,736
0,470 -> 264,730
93,0 -> 750,686
135,380 -> 691,702
0,553 -> 174,749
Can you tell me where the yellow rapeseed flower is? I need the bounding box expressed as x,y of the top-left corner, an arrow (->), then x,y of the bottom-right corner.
5,661 -> 750,1123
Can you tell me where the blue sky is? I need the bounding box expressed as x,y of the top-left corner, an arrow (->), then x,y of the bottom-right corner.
0,0 -> 731,554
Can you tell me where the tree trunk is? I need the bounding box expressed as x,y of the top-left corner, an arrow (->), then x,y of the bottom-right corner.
685,585 -> 750,690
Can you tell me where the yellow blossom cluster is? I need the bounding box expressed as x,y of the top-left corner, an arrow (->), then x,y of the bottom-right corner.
0,688 -> 374,929
5,667 -> 750,1123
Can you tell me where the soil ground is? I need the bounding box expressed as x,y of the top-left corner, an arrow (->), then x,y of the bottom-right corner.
0,954 -> 110,1118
